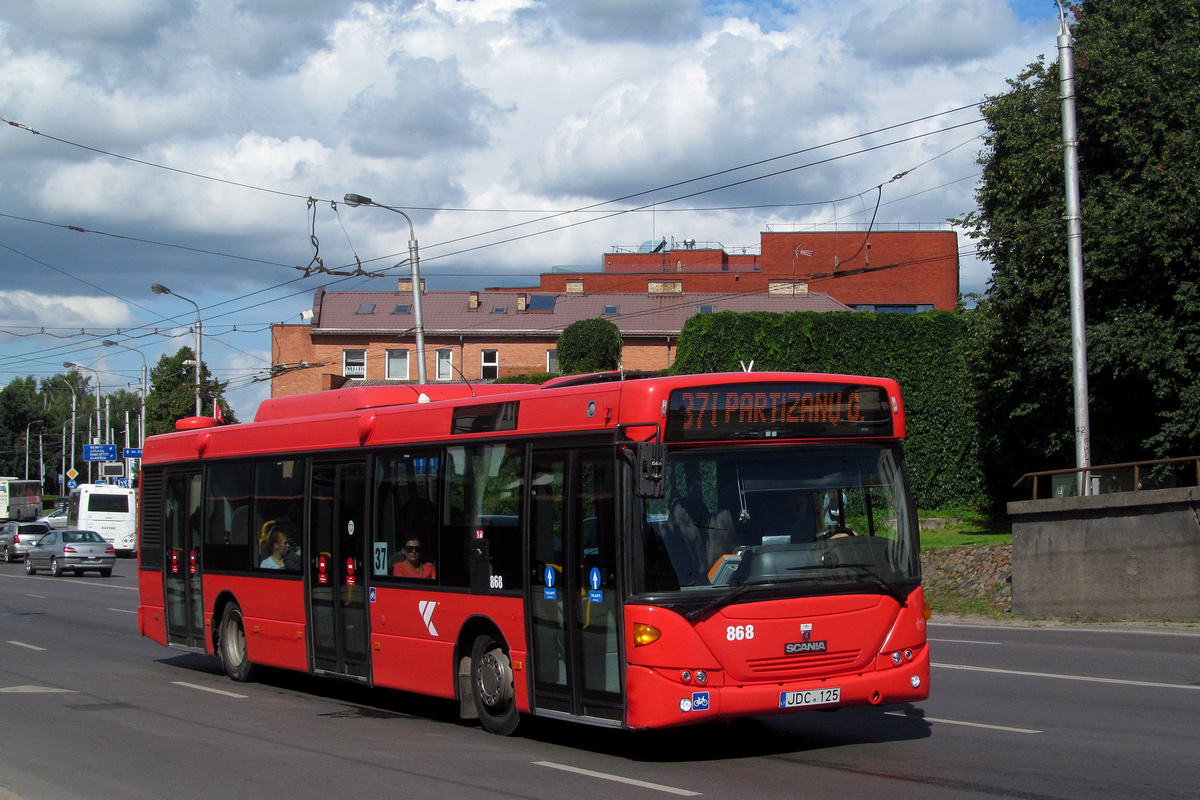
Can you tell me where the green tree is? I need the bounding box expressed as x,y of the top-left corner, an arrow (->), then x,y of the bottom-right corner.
145,346 -> 238,436
0,376 -> 41,480
961,0 -> 1200,505
557,318 -> 622,375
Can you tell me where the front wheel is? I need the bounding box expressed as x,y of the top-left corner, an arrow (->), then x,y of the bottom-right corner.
2,547 -> 11,563
471,634 -> 519,735
219,604 -> 256,682
24,558 -> 35,575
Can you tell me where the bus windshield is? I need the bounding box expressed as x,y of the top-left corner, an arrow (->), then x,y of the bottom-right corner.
634,444 -> 919,597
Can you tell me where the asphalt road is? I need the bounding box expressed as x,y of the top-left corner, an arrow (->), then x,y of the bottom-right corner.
1,562 -> 1198,800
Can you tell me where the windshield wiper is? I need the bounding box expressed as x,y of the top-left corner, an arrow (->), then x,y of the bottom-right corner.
831,562 -> 908,602
684,583 -> 756,620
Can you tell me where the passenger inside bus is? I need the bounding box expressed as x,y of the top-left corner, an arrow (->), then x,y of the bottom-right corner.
392,537 -> 436,579
259,524 -> 300,571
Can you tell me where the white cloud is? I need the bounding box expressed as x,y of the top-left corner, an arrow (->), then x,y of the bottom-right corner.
0,290 -> 138,329
846,0 -> 1026,67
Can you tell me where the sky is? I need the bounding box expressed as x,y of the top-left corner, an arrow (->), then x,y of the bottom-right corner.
0,0 -> 1066,422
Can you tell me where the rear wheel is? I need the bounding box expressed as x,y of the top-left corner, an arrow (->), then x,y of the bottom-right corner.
2,547 -> 11,563
24,558 -> 35,575
471,634 -> 519,735
219,604 -> 256,682
98,568 -> 112,577
50,557 -> 63,577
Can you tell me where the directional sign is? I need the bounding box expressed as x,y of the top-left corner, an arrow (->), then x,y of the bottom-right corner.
123,448 -> 143,460
83,444 -> 117,462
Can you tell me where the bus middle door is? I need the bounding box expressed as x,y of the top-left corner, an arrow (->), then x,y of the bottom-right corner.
529,448 -> 622,723
308,461 -> 370,680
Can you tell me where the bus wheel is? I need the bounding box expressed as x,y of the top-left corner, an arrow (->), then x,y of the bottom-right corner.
219,604 -> 256,682
471,634 -> 519,735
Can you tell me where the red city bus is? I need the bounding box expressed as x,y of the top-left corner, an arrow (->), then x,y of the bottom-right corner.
137,372 -> 929,734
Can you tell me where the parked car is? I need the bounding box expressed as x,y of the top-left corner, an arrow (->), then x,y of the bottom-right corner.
1,521 -> 52,563
36,508 -> 69,530
23,529 -> 115,577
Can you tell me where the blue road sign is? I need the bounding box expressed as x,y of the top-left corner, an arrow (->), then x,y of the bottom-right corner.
67,480 -> 77,490
83,444 -> 117,462
123,448 -> 143,459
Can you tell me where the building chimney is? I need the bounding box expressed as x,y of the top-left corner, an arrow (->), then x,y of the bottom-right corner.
469,291 -> 480,310
517,293 -> 529,312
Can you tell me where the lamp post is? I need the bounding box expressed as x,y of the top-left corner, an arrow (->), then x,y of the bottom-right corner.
343,193 -> 427,384
24,420 -> 41,480
102,339 -> 147,446
151,284 -> 203,415
64,362 -> 101,483
51,376 -> 77,486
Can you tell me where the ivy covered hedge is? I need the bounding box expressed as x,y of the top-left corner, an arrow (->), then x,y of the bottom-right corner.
672,310 -> 985,511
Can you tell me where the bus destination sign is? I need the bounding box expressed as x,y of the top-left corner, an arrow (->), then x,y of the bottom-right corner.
665,383 -> 894,441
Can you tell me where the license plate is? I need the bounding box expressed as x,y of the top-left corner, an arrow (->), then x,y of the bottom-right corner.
779,687 -> 840,708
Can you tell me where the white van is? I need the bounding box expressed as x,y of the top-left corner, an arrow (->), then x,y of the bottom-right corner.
69,484 -> 138,556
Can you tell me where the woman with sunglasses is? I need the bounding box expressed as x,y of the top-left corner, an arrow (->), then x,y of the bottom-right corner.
392,537 -> 436,579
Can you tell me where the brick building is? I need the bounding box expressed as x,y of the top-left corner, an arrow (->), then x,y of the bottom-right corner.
270,227 -> 958,397
270,287 -> 849,397
497,228 -> 959,312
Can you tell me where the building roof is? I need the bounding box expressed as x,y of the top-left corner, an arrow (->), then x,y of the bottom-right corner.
311,289 -> 850,338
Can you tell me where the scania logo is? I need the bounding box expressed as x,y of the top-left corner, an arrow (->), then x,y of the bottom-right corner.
801,622 -> 813,641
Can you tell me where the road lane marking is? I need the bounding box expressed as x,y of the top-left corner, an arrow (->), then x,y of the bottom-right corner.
934,662 -> 1200,690
885,711 -> 1041,734
172,681 -> 248,699
928,638 -> 1001,645
534,761 -> 701,796
108,608 -> 137,614
6,641 -> 46,651
0,685 -> 75,693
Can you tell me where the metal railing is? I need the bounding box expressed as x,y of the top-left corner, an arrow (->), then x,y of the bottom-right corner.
1014,455 -> 1200,500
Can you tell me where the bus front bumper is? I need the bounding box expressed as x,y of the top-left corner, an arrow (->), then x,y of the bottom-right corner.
624,648 -> 930,730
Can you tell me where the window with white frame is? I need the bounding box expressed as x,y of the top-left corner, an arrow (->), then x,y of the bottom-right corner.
481,349 -> 499,380
436,349 -> 453,381
343,349 -> 366,378
386,349 -> 409,380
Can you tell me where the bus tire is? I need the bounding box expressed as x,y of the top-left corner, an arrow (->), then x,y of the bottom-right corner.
470,633 -> 519,735
219,604 -> 256,683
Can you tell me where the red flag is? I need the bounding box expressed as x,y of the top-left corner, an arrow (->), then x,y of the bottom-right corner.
213,400 -> 225,424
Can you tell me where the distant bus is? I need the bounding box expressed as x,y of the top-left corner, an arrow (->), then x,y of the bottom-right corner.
137,372 -> 928,734
69,484 -> 138,556
0,478 -> 41,522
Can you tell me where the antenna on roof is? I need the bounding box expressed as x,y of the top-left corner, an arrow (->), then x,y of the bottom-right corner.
739,360 -> 755,373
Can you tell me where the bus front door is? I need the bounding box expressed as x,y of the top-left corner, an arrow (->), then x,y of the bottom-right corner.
529,448 -> 622,723
164,471 -> 205,649
308,461 -> 370,680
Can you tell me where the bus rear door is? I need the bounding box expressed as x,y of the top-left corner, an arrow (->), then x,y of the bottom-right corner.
529,447 -> 622,723
164,472 -> 205,649
308,461 -> 370,680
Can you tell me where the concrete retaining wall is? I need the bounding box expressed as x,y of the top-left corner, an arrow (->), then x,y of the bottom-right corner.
1008,486 -> 1200,621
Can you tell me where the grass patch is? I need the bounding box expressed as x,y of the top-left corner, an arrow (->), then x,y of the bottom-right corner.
928,594 -> 1012,618
919,511 -> 1012,549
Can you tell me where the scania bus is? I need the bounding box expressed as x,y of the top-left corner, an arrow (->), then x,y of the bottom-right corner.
136,372 -> 928,734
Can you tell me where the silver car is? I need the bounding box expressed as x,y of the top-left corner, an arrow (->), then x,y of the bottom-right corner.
1,521 -> 52,563
23,529 -> 116,577
36,508 -> 69,530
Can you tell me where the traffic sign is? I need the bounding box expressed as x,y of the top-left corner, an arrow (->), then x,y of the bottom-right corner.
67,479 -> 77,490
123,448 -> 143,459
66,468 -> 78,480
84,444 -> 117,462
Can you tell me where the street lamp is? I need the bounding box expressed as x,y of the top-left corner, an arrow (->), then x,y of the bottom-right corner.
343,193 -> 427,384
24,420 -> 42,480
151,284 -> 203,415
50,376 -> 77,486
64,362 -> 101,483
102,339 -> 147,446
